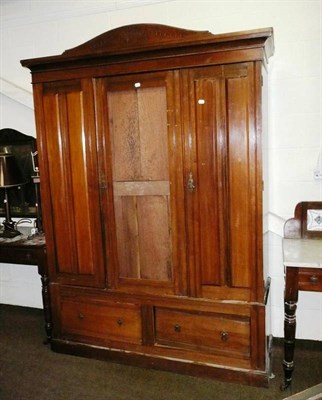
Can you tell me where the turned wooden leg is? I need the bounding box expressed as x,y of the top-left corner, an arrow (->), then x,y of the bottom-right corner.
281,300 -> 297,390
281,267 -> 299,391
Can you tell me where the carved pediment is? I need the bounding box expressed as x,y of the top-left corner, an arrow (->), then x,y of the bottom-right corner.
63,24 -> 214,56
21,24 -> 274,71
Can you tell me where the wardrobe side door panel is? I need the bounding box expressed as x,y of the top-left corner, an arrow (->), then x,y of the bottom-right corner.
226,73 -> 255,290
187,64 -> 261,301
185,66 -> 227,298
41,80 -> 105,287
194,75 -> 227,287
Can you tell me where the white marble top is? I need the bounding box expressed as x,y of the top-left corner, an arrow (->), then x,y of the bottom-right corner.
283,238 -> 322,268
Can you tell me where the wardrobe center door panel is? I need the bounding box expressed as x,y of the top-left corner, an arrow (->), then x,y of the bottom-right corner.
41,80 -> 105,287
103,72 -> 185,294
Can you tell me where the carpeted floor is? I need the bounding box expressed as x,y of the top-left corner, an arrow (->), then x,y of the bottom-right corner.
0,304 -> 321,400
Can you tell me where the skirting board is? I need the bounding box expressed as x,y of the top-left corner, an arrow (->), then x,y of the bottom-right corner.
285,384 -> 322,400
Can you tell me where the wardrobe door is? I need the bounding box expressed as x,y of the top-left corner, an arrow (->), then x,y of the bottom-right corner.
98,71 -> 186,295
184,63 -> 263,302
36,79 -> 105,287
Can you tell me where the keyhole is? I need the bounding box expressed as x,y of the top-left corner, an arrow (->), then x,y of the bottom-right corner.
220,331 -> 229,342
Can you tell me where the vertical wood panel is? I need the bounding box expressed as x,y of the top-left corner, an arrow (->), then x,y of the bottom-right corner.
138,87 -> 169,181
168,70 -> 187,296
227,76 -> 252,288
195,78 -> 223,286
66,90 -> 96,276
137,195 -> 172,280
188,66 -> 228,294
114,192 -> 172,281
43,93 -> 77,274
119,196 -> 140,278
42,80 -> 104,286
108,90 -> 140,181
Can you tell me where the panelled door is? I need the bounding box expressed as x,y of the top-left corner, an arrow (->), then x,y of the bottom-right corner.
98,71 -> 187,296
182,62 -> 263,302
36,79 -> 105,287
96,63 -> 262,300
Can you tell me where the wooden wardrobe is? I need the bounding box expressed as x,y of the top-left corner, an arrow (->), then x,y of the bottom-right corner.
21,24 -> 274,386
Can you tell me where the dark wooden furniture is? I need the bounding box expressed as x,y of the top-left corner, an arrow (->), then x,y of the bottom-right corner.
0,129 -> 38,218
282,202 -> 322,390
21,24 -> 274,386
0,227 -> 51,343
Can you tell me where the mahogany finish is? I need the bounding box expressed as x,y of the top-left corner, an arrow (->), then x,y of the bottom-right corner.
21,24 -> 274,386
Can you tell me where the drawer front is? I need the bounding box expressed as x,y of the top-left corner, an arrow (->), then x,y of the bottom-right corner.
60,297 -> 142,345
155,307 -> 250,358
298,268 -> 322,291
0,246 -> 39,265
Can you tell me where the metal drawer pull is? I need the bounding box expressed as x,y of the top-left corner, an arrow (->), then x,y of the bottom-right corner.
174,323 -> 181,333
220,331 -> 229,342
78,313 -> 85,320
309,275 -> 319,284
117,319 -> 124,326
187,172 -> 196,192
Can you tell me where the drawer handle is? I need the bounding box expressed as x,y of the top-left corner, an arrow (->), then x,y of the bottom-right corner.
174,323 -> 181,333
117,319 -> 124,326
309,275 -> 319,284
78,313 -> 85,320
220,331 -> 229,342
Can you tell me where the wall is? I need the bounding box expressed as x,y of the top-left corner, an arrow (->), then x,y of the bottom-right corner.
0,0 -> 321,340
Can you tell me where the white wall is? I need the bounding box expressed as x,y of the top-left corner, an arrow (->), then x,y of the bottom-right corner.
0,0 -> 321,340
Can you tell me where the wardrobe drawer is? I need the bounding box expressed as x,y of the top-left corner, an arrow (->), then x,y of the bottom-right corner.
298,268 -> 322,291
60,297 -> 142,345
154,307 -> 250,357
